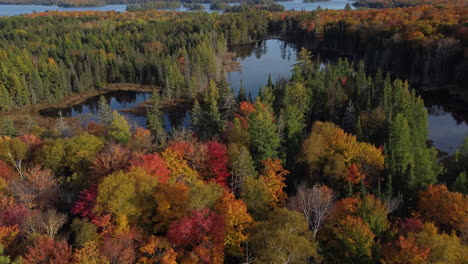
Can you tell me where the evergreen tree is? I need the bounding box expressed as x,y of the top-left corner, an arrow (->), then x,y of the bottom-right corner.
248,101 -> 280,166
191,99 -> 203,133
97,96 -> 113,126
147,90 -> 165,139
237,80 -> 247,102
389,114 -> 412,192
0,116 -> 16,137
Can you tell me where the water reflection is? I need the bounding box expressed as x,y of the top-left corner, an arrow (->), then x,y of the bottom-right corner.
0,1 -> 355,16
38,38 -> 466,155
228,39 -> 297,98
229,39 -> 468,155
40,91 -> 192,131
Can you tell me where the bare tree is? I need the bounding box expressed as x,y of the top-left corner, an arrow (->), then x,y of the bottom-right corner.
288,184 -> 335,239
8,166 -> 59,210
383,194 -> 402,214
26,209 -> 67,238
242,242 -> 257,264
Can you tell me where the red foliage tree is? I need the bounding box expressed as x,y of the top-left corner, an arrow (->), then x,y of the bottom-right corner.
347,164 -> 366,185
0,160 -> 15,180
398,218 -> 424,236
23,236 -> 73,264
100,228 -> 142,264
86,121 -> 107,136
168,140 -> 195,158
71,185 -> 97,221
0,202 -> 29,228
206,141 -> 230,188
167,208 -> 225,263
130,153 -> 171,184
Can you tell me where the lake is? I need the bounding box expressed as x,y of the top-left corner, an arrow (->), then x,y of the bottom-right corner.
39,39 -> 467,155
229,39 -> 468,155
0,0 -> 355,16
39,90 -> 191,131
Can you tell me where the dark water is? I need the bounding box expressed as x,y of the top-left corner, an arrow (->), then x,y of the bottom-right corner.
228,39 -> 468,155
423,92 -> 468,155
39,39 -> 467,154
228,39 -> 297,98
39,90 -> 191,131
0,1 -> 354,16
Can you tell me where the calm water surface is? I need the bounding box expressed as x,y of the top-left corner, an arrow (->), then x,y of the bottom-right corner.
0,4 -> 127,16
229,39 -> 468,155
39,90 -> 191,131
0,0 -> 354,16
39,39 -> 466,155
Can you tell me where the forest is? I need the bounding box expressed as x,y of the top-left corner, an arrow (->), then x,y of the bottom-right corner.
0,1 -> 467,264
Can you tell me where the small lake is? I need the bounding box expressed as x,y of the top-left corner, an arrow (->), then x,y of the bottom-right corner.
228,39 -> 297,98
229,39 -> 468,155
0,0 -> 354,16
39,39 -> 467,155
39,90 -> 191,131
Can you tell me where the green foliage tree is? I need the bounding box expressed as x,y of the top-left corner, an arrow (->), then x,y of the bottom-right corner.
250,208 -> 319,264
108,111 -> 131,144
147,90 -> 165,140
248,102 -> 280,165
0,117 -> 16,137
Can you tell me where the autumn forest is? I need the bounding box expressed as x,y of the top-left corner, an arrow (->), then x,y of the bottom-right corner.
0,0 -> 467,263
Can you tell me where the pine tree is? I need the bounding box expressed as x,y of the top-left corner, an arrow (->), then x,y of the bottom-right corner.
237,80 -> 247,102
147,90 -> 165,139
248,102 -> 280,166
389,114 -> 412,192
0,84 -> 13,112
97,96 -> 113,126
191,99 -> 203,132
206,99 -> 224,139
0,116 -> 16,137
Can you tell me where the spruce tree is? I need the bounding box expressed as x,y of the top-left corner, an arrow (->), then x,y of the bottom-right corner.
0,116 -> 16,137
237,80 -> 247,102
97,96 -> 113,126
191,99 -> 202,132
147,90 -> 165,139
248,101 -> 280,166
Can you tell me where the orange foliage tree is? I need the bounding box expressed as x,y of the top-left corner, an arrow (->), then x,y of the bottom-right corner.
214,191 -> 254,256
416,184 -> 468,233
259,159 -> 288,207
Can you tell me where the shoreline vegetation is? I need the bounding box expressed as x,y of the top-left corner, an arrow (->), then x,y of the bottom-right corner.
0,1 -> 467,263
1,84 -> 156,131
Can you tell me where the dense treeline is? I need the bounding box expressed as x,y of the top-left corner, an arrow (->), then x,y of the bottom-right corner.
276,4 -> 468,89
0,0 -> 263,7
126,1 -> 181,11
353,0 -> 467,9
0,11 -> 250,111
0,1 -> 467,262
0,4 -> 466,112
0,0 -> 154,7
224,3 -> 285,13
0,50 -> 467,263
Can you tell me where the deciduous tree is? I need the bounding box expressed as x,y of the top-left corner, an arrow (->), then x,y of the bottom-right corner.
288,184 -> 335,239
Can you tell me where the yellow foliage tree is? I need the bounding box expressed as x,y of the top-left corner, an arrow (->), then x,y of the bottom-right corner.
301,121 -> 384,190
214,191 -> 254,256
259,159 -> 288,208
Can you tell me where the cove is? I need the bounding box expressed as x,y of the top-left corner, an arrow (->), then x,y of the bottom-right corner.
39,39 -> 467,155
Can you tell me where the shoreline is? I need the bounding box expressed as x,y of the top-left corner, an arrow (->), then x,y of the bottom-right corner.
0,83 -> 159,132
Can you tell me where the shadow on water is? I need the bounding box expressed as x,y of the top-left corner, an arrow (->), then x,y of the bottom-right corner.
229,39 -> 468,155
40,90 -> 191,131
39,38 -> 467,155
